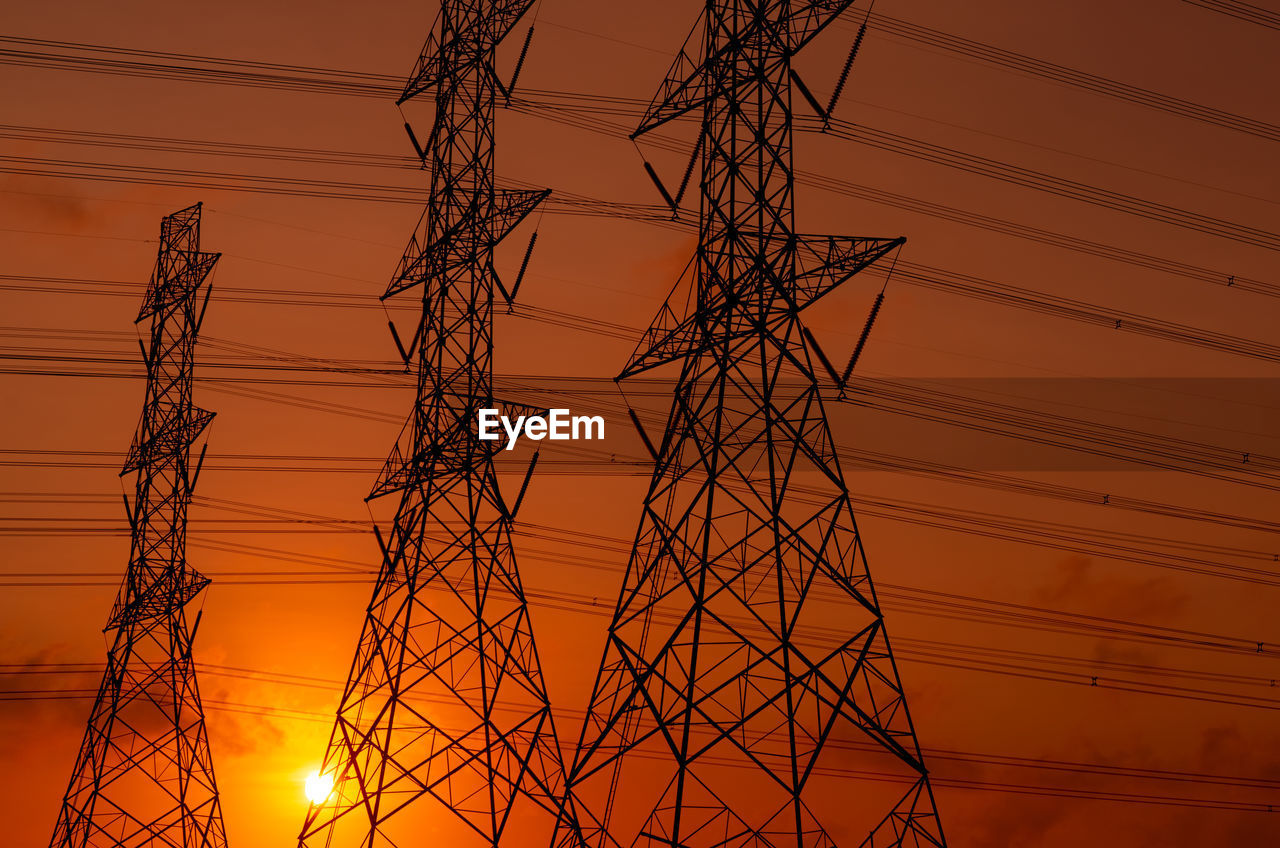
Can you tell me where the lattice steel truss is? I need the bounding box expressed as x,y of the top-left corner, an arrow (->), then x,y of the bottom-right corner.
554,3 -> 946,847
50,203 -> 226,848
297,2 -> 582,847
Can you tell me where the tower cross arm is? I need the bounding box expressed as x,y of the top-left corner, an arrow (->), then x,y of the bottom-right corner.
121,408 -> 216,475
788,0 -> 860,53
632,11 -> 708,139
618,299 -> 705,380
400,0 -> 540,104
792,234 -> 903,309
491,187 -> 550,244
385,187 -> 548,299
633,0 -> 862,139
619,235 -> 901,380
137,250 -> 219,321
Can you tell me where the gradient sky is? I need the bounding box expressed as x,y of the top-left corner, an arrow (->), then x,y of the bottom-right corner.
2,0 -> 1279,845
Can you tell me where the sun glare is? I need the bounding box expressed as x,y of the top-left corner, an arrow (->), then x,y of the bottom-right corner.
304,770 -> 335,805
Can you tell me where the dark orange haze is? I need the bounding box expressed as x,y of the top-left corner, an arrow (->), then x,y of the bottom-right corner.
2,0 -> 1278,846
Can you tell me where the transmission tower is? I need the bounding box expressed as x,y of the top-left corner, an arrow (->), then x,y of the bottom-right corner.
50,203 -> 226,848
297,3 -> 583,847
553,3 -> 947,847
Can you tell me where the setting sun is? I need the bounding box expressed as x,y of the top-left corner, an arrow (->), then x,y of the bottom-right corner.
303,771 -> 335,806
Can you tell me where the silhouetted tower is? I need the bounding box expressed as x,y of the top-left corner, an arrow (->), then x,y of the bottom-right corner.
50,203 -> 225,848
297,3 -> 581,847
555,3 -> 946,847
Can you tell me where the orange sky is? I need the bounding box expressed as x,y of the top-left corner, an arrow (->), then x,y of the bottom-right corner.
2,0 -> 1279,845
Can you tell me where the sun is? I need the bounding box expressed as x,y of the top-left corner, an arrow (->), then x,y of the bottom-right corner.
304,770 -> 335,805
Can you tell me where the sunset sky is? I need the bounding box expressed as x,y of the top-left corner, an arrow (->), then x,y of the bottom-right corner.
3,0 -> 1279,845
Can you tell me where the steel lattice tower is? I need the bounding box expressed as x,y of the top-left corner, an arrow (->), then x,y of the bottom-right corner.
297,2 -> 582,847
50,203 -> 226,848
553,3 -> 947,847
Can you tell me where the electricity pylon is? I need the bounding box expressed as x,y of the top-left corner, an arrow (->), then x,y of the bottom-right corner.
554,3 -> 947,847
50,203 -> 226,848
297,3 -> 583,847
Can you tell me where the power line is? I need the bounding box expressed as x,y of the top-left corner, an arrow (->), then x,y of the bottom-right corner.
6,660 -> 1278,793
857,10 -> 1280,139
3,496 -> 1275,660
6,138 -> 1280,367
5,182 -> 1280,372
816,115 -> 1279,249
17,539 -> 1261,713
1179,0 -> 1280,31
7,120 -> 1273,296
8,323 -> 1280,496
6,16 -> 1277,144
7,90 -> 1277,251
6,473 -> 1277,587
1,684 -> 1272,813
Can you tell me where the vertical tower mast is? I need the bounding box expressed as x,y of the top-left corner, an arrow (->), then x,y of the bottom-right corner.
556,3 -> 946,847
51,203 -> 226,848
298,2 -> 580,846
